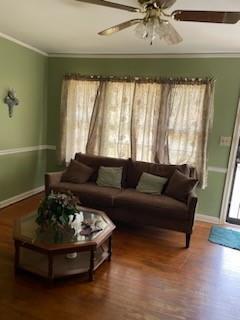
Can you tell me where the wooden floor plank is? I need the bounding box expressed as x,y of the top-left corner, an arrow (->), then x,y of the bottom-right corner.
0,194 -> 240,320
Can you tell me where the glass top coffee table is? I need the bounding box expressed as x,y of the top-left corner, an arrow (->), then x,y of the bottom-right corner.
13,207 -> 115,282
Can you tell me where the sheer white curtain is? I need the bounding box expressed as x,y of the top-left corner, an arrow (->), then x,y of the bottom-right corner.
166,83 -> 214,188
167,84 -> 206,164
131,83 -> 162,162
86,81 -> 135,158
60,79 -> 99,163
59,78 -> 214,188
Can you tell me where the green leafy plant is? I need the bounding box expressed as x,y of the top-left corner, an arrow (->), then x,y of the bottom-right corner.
36,191 -> 81,229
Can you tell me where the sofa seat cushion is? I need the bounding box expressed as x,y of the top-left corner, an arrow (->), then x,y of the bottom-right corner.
50,182 -> 122,208
114,189 -> 189,220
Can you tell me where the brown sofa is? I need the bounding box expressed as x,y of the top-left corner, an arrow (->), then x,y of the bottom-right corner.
45,153 -> 198,248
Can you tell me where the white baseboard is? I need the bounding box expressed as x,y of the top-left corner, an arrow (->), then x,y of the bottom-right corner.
195,213 -> 220,224
0,186 -> 44,209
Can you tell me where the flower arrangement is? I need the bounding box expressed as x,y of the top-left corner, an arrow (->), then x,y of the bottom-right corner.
36,192 -> 81,229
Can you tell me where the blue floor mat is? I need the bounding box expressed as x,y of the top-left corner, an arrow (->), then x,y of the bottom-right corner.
209,225 -> 240,250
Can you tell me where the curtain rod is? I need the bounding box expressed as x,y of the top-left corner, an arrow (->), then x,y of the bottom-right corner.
64,74 -> 215,85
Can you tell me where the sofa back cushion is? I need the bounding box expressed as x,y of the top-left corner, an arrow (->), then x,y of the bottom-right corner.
136,172 -> 168,195
61,159 -> 93,184
96,166 -> 123,189
126,160 -> 191,188
74,153 -> 129,187
164,170 -> 198,203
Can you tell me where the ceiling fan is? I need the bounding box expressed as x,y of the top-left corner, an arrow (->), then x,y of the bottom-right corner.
75,0 -> 240,45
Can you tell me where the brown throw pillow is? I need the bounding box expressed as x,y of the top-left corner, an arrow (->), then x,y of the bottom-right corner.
164,170 -> 198,202
61,159 -> 93,184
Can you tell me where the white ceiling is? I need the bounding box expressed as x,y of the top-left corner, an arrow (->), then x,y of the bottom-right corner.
0,0 -> 240,55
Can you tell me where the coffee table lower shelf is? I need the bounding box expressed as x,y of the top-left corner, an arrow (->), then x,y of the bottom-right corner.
16,246 -> 110,281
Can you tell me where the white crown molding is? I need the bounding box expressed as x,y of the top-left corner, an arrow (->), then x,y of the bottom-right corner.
48,53 -> 240,59
0,186 -> 44,209
1,31 -> 240,59
195,213 -> 220,224
0,32 -> 48,56
0,145 -> 56,156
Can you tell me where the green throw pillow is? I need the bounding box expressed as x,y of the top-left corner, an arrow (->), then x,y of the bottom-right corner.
136,172 -> 168,194
96,166 -> 123,189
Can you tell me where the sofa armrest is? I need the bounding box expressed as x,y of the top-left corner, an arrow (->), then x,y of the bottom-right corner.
187,190 -> 198,230
45,171 -> 64,195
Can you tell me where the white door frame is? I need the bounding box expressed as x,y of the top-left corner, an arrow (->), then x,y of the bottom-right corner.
220,96 -> 240,224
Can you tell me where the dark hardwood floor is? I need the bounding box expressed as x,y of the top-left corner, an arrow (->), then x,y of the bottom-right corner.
1,194 -> 240,320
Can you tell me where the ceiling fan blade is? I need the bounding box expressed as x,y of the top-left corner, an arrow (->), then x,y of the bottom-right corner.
172,10 -> 240,24
160,22 -> 182,45
75,0 -> 140,12
98,19 -> 142,36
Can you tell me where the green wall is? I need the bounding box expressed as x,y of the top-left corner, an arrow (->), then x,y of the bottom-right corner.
1,34 -> 239,219
47,57 -> 240,218
0,37 -> 48,202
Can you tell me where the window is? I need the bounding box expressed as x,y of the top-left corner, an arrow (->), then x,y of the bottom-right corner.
60,77 -> 214,188
167,84 -> 206,165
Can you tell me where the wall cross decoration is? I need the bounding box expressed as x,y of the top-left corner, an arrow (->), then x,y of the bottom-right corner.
4,89 -> 20,118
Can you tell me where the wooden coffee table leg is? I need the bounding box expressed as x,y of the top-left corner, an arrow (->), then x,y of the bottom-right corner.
108,236 -> 112,262
89,249 -> 94,281
48,254 -> 54,281
14,241 -> 20,273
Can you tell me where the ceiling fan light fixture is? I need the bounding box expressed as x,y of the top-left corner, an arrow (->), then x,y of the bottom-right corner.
145,18 -> 156,42
135,21 -> 148,39
135,16 -> 171,45
155,18 -> 169,39
135,19 -> 156,44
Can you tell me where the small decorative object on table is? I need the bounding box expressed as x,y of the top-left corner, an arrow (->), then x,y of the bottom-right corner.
80,219 -> 103,236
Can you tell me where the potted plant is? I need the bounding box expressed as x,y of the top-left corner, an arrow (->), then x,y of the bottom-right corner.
36,191 -> 81,230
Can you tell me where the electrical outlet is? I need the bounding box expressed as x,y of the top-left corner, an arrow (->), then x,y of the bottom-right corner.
220,136 -> 232,147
